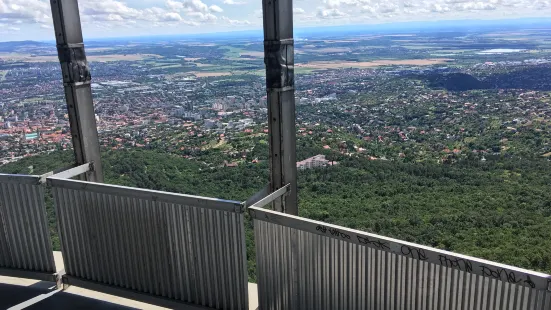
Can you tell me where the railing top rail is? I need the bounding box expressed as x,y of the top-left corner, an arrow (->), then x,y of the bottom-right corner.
48,177 -> 244,213
49,163 -> 92,180
0,163 -> 92,185
250,206 -> 551,291
248,184 -> 290,209
0,173 -> 43,185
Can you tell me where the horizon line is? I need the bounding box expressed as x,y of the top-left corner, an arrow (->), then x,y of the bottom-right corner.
1,16 -> 550,43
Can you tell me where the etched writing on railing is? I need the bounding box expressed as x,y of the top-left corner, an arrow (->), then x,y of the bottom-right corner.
438,255 -> 473,272
316,225 -> 350,239
357,236 -> 390,250
525,275 -> 536,288
401,245 -> 428,261
481,266 -> 536,288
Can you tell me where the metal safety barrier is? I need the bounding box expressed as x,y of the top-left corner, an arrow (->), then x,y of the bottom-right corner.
48,164 -> 249,309
0,173 -> 57,281
249,186 -> 551,310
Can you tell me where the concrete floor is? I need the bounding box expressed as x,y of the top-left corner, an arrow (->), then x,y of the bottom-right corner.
0,252 -> 259,310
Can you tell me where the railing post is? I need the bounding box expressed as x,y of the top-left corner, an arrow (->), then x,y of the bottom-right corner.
49,0 -> 104,182
262,0 -> 298,215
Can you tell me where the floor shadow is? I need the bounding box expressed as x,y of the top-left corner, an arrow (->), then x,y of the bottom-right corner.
0,282 -> 139,310
26,291 -> 139,310
0,283 -> 48,309
27,281 -> 56,290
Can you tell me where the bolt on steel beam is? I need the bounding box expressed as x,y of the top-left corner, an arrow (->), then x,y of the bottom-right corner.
49,0 -> 104,182
262,0 -> 298,215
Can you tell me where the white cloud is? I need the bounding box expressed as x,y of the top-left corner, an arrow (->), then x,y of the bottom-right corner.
324,0 -> 358,9
222,16 -> 251,25
0,0 -> 50,25
0,22 -> 21,33
80,0 -> 178,23
325,0 -> 342,9
317,8 -> 347,18
533,0 -> 550,9
378,3 -> 399,13
223,0 -> 247,5
430,3 -> 451,13
82,1 -> 140,18
164,12 -> 183,21
188,11 -> 218,21
166,0 -> 184,10
361,5 -> 377,14
456,1 -> 497,10
1,0 -> 550,40
210,4 -> 223,12
182,0 -> 209,12
178,0 -> 223,13
79,0 -> 224,28
308,0 -> 541,24
253,9 -> 263,18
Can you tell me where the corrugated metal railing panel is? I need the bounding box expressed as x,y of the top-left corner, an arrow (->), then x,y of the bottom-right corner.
50,178 -> 248,310
0,175 -> 56,274
251,207 -> 551,310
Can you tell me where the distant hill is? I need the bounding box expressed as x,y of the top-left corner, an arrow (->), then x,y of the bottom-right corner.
0,40 -> 51,52
484,66 -> 551,91
0,40 -> 49,47
424,66 -> 551,92
425,73 -> 486,91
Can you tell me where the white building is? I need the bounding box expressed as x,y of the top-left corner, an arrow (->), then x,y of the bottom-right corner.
296,155 -> 337,170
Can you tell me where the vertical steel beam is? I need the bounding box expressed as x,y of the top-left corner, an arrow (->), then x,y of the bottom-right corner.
49,0 -> 103,182
262,0 -> 298,215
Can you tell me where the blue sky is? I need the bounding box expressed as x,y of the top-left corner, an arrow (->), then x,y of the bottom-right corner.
0,0 -> 550,41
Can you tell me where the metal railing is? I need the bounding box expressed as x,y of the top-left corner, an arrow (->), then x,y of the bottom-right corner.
249,185 -> 551,310
0,173 -> 57,281
5,166 -> 551,310
48,164 -> 249,309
